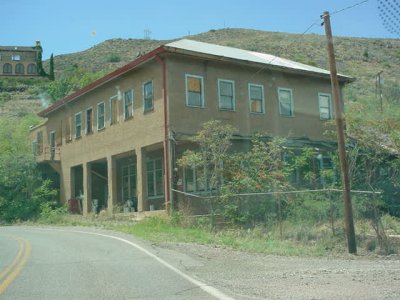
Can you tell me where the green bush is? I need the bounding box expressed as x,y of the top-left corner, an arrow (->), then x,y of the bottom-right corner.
39,202 -> 68,224
105,53 -> 121,63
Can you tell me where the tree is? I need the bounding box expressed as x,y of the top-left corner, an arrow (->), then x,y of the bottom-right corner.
178,120 -> 235,221
48,53 -> 55,81
45,65 -> 105,102
0,115 -> 57,222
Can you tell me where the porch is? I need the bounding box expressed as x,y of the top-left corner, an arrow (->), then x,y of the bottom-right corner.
69,145 -> 166,215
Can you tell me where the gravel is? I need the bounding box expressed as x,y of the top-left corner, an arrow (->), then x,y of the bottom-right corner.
155,242 -> 400,300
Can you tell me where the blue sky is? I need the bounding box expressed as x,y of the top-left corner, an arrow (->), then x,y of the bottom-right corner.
2,0 -> 398,59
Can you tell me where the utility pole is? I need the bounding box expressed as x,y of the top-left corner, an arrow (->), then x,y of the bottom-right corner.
322,11 -> 357,254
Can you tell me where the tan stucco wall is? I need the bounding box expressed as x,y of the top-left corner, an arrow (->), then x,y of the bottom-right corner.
166,55 -> 337,141
33,60 -> 165,205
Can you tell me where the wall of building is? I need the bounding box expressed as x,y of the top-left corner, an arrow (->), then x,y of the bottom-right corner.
0,48 -> 38,76
34,60 -> 166,207
166,54 -> 337,141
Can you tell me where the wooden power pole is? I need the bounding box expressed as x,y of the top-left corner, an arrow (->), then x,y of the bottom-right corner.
322,11 -> 357,254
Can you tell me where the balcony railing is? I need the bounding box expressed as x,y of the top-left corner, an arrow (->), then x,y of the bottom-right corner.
33,144 -> 60,161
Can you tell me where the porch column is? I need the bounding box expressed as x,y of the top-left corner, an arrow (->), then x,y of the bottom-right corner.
69,167 -> 75,201
64,167 -> 71,204
107,155 -> 117,213
83,162 -> 92,216
136,147 -> 147,212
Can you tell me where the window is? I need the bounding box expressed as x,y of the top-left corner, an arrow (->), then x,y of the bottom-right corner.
75,112 -> 82,138
146,158 -> 164,197
86,108 -> 93,134
249,84 -> 264,113
278,88 -> 294,117
36,131 -> 43,155
97,102 -> 105,130
65,116 -> 72,142
109,95 -> 118,125
184,166 -> 206,193
143,81 -> 153,112
11,54 -> 21,61
3,63 -> 12,74
122,164 -> 137,202
15,63 -> 24,74
185,74 -> 204,107
218,79 -> 235,111
318,93 -> 332,120
123,89 -> 134,119
49,131 -> 56,160
27,64 -> 37,75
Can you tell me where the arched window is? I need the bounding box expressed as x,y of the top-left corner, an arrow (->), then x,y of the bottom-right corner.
27,63 -> 37,75
3,63 -> 12,74
15,63 -> 25,74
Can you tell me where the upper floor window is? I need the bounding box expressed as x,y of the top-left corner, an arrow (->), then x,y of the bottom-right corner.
75,112 -> 82,138
143,81 -> 153,112
97,102 -> 105,130
218,79 -> 235,111
15,63 -> 24,74
278,88 -> 294,117
86,108 -> 93,134
12,54 -> 21,61
109,95 -> 118,125
65,116 -> 72,143
124,89 -> 134,119
318,93 -> 332,120
27,64 -> 37,75
249,84 -> 264,113
3,63 -> 12,74
185,74 -> 204,108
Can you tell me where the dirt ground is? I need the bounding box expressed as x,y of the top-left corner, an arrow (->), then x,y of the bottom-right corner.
155,242 -> 400,300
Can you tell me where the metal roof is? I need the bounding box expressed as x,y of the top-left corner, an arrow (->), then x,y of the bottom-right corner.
165,39 -> 353,81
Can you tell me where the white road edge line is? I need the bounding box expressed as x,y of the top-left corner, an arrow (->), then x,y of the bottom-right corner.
36,228 -> 235,300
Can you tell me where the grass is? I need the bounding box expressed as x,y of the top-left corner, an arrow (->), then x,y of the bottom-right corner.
25,203 -> 400,257
30,212 -> 349,257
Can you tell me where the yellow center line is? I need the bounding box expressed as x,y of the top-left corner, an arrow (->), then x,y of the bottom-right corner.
0,236 -> 31,295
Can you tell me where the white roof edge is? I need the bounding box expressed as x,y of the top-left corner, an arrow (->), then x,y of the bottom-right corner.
165,39 -> 353,81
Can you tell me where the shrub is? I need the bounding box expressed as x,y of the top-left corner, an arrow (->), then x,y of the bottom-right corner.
105,53 -> 121,63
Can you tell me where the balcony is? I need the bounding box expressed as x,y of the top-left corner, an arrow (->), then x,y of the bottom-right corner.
33,143 -> 60,162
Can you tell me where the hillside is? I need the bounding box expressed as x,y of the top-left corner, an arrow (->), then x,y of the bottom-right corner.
1,28 -> 399,118
46,28 -> 400,103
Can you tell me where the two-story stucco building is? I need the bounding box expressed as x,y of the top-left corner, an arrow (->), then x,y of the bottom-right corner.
0,41 -> 42,77
31,39 -> 353,215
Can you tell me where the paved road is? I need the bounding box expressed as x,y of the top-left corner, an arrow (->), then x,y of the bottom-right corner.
0,226 -> 233,300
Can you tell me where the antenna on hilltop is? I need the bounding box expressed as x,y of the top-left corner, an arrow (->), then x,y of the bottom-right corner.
144,29 -> 152,40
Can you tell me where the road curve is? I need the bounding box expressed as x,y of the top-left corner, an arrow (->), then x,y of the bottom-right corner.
0,226 -> 234,300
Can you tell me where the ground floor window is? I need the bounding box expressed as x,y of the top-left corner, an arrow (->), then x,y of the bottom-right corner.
184,166 -> 206,193
147,158 -> 163,197
122,164 -> 136,203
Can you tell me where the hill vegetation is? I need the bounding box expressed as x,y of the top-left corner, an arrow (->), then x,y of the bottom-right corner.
45,28 -> 400,104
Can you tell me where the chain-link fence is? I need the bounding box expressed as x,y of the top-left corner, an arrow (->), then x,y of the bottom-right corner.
172,188 -> 394,251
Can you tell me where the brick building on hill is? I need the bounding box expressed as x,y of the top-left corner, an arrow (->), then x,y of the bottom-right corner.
0,41 -> 43,77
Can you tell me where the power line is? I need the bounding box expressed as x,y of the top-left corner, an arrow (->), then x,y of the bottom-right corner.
331,0 -> 369,16
252,0 -> 370,78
